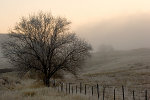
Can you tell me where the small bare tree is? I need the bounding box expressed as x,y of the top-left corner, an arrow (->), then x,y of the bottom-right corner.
2,12 -> 92,87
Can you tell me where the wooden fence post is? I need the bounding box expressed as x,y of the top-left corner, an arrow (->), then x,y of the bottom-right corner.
66,83 -> 67,94
72,85 -> 74,94
132,90 -> 135,100
80,82 -> 82,93
92,86 -> 94,96
114,88 -> 116,100
97,84 -> 100,100
145,90 -> 147,100
103,87 -> 105,100
76,85 -> 77,94
69,83 -> 71,94
122,85 -> 125,100
85,84 -> 87,95
61,83 -> 63,92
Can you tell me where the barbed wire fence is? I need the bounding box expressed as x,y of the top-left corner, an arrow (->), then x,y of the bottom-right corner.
50,79 -> 149,100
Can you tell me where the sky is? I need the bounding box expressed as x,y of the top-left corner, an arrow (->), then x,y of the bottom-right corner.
1,0 -> 150,50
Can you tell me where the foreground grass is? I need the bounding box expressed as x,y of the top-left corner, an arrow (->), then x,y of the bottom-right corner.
0,72 -> 90,100
0,87 -> 90,100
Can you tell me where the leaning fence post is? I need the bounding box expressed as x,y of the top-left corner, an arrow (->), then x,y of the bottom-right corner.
85,84 -> 87,95
132,90 -> 135,100
145,90 -> 147,100
97,84 -> 100,100
92,86 -> 94,96
122,85 -> 125,100
80,82 -> 82,93
103,87 -> 105,100
114,88 -> 116,100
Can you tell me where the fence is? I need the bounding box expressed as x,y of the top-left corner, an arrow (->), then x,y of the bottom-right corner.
50,79 -> 149,100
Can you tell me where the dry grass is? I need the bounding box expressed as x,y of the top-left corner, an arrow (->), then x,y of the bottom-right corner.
23,91 -> 36,97
1,49 -> 150,100
0,87 -> 90,100
0,72 -> 90,100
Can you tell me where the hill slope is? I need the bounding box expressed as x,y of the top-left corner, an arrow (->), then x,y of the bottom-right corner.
80,48 -> 150,91
83,48 -> 150,74
0,34 -> 12,69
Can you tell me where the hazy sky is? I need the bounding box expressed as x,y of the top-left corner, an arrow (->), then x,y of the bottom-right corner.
1,0 -> 150,32
1,0 -> 150,50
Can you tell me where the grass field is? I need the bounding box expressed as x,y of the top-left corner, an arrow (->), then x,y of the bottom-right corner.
0,72 -> 91,100
0,34 -> 150,100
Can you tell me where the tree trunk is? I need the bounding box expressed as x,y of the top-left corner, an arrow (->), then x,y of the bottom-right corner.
43,76 -> 50,87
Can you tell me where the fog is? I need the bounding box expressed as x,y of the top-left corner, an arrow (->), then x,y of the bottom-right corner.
77,13 -> 150,51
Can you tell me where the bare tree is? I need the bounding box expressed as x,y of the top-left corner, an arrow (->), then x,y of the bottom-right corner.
1,12 -> 92,87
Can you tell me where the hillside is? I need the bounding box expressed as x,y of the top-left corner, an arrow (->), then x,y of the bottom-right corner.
83,48 -> 150,74
0,34 -> 12,69
79,48 -> 150,93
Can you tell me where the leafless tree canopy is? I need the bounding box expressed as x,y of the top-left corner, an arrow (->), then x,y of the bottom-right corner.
2,12 -> 92,86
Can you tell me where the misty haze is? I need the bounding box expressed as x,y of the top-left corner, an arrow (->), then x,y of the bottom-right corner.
0,0 -> 150,100
78,13 -> 150,51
